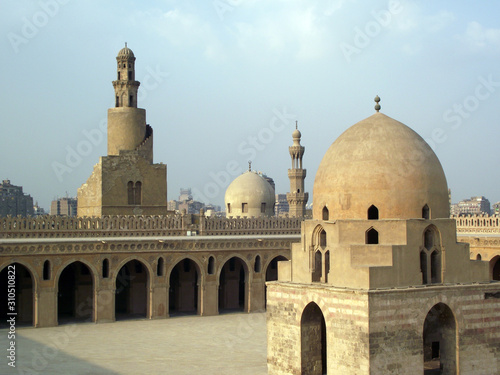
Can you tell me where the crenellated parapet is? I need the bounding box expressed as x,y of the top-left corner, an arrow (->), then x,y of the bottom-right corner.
454,214 -> 500,234
0,214 -> 303,239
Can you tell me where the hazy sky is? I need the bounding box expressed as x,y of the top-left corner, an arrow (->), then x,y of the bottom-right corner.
2,0 -> 499,211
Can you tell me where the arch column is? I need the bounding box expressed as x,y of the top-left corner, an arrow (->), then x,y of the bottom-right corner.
202,276 -> 218,316
95,281 -> 115,323
151,281 -> 167,319
249,273 -> 265,312
36,285 -> 57,327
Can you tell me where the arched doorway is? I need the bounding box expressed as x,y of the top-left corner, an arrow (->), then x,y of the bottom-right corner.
169,259 -> 199,316
0,263 -> 34,327
265,256 -> 288,308
491,256 -> 500,280
423,303 -> 457,374
219,257 -> 247,312
301,302 -> 327,375
57,261 -> 94,324
115,260 -> 149,320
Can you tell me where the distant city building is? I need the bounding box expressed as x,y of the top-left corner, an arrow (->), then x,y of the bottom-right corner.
0,179 -> 34,217
33,202 -> 46,216
51,197 -> 78,216
492,202 -> 500,215
168,188 -> 219,215
452,196 -> 491,216
275,194 -> 289,216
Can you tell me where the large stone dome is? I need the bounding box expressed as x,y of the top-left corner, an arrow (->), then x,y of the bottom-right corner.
313,111 -> 449,220
225,171 -> 275,218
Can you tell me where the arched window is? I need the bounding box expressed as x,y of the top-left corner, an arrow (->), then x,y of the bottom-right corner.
368,205 -> 379,220
319,230 -> 327,247
322,206 -> 329,220
366,228 -> 379,244
134,181 -> 142,205
312,250 -> 322,282
325,250 -> 330,283
127,181 -> 134,205
421,226 -> 442,284
420,251 -> 428,284
102,258 -> 109,278
422,204 -> 430,219
431,251 -> 441,283
227,203 -> 231,214
424,229 -> 434,250
254,255 -> 261,273
208,256 -> 215,275
157,257 -> 164,277
476,254 -> 482,261
127,181 -> 142,205
43,260 -> 51,280
260,203 -> 266,213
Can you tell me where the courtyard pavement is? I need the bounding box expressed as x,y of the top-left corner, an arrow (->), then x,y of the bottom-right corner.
0,313 -> 268,375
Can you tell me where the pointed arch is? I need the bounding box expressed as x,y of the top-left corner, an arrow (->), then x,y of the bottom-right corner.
312,225 -> 326,248
366,227 -> 379,244
322,206 -> 329,220
157,257 -> 164,277
312,250 -> 322,282
254,255 -> 262,273
368,205 -> 379,220
115,259 -> 151,320
491,256 -> 500,281
422,204 -> 430,219
0,263 -> 35,326
168,258 -> 201,316
57,261 -> 95,324
218,256 -> 248,312
208,256 -> 215,275
43,260 -> 51,280
423,303 -> 457,374
301,302 -> 327,374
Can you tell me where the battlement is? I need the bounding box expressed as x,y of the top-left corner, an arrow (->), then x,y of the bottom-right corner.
0,214 -> 303,239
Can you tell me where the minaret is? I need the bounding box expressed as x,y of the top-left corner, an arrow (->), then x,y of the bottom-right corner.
286,121 -> 308,217
107,44 -> 148,159
113,42 -> 139,108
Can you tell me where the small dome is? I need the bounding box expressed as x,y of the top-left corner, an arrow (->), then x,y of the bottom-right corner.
117,45 -> 135,59
225,171 -> 275,218
313,112 -> 449,220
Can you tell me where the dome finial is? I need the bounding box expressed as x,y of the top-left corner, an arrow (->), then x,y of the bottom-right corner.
295,120 -> 298,130
374,95 -> 381,112
248,160 -> 252,172
125,42 -> 127,48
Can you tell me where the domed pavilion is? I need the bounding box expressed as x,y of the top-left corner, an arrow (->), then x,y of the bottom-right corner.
267,97 -> 500,375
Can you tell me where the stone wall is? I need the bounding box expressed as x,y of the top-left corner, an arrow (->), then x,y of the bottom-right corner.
267,281 -> 500,374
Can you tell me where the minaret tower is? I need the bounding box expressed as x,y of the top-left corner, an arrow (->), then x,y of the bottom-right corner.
286,121 -> 308,217
107,43 -> 149,159
113,42 -> 139,108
